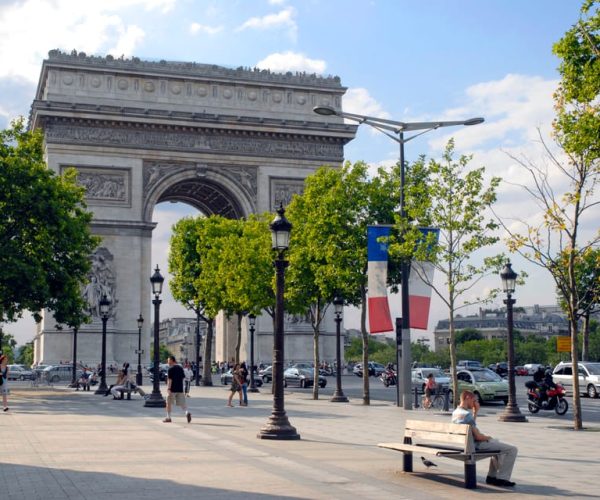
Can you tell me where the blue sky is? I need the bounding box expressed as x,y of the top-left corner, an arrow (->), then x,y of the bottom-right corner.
1,0 -> 595,345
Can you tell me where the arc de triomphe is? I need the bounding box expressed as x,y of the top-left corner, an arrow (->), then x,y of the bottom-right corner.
30,50 -> 356,367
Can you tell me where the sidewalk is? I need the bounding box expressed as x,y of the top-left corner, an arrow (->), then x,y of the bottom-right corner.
0,383 -> 597,499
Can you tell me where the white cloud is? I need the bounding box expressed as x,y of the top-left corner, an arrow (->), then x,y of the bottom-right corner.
236,7 -> 297,41
189,22 -> 223,35
256,51 -> 326,74
0,0 -> 175,83
343,87 -> 390,121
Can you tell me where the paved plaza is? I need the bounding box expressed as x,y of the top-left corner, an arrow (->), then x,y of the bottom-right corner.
1,382 -> 598,500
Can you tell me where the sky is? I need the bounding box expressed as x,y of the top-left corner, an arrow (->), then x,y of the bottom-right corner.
1,0 -> 597,347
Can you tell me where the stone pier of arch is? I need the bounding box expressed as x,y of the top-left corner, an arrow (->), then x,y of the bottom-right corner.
30,51 -> 356,368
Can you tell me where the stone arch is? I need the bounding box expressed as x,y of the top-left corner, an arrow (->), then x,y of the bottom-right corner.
142,161 -> 255,221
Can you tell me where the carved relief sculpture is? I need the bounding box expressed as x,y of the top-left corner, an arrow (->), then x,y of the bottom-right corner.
83,247 -> 118,320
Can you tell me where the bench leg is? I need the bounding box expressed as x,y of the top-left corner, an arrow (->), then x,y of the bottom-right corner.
127,392 -> 131,400
402,452 -> 413,473
464,462 -> 477,489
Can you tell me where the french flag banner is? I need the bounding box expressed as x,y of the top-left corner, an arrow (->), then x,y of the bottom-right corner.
409,228 -> 440,330
367,225 -> 393,334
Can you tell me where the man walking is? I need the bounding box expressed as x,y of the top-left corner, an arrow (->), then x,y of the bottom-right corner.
163,355 -> 192,424
452,390 -> 518,487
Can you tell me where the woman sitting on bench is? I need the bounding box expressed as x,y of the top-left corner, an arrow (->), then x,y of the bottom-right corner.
107,369 -> 129,399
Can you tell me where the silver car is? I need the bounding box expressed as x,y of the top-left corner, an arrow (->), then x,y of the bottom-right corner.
43,365 -> 82,383
411,368 -> 450,393
552,361 -> 600,398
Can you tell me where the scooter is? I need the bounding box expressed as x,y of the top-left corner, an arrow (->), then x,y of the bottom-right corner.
526,382 -> 568,415
380,369 -> 397,387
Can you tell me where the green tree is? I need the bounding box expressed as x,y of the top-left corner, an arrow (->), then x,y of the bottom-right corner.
286,161 -> 397,402
501,2 -> 599,429
150,343 -> 172,363
0,330 -> 17,361
0,120 -> 98,325
16,342 -> 33,367
455,328 -> 483,344
392,140 -> 503,404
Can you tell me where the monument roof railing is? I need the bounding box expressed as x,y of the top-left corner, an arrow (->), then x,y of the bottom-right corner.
44,50 -> 346,91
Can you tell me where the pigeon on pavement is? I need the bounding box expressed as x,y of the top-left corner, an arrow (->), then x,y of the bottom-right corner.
421,457 -> 437,468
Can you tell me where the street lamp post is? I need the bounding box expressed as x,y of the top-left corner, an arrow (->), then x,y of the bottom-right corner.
330,295 -> 349,403
313,106 -> 484,409
195,308 -> 201,386
144,265 -> 166,408
258,204 -> 300,440
95,294 -> 111,394
136,314 -> 144,386
248,314 -> 259,393
70,327 -> 78,388
498,261 -> 528,422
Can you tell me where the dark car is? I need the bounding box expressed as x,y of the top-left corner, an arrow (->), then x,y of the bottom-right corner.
259,365 -> 273,383
283,368 -> 327,388
220,369 -> 263,387
147,363 -> 168,382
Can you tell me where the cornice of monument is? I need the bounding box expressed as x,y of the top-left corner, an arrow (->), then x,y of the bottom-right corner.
31,99 -> 356,140
44,50 -> 346,91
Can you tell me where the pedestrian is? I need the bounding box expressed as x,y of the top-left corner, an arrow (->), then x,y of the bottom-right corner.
423,373 -> 437,408
163,355 -> 191,423
239,362 -> 249,406
183,361 -> 193,397
0,354 -> 9,411
226,363 -> 243,407
452,390 -> 518,487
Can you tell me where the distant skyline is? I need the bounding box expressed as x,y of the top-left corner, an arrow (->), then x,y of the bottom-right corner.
0,0 -> 595,345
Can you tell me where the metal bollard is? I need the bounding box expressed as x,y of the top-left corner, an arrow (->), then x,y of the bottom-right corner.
443,389 -> 450,412
414,386 -> 419,408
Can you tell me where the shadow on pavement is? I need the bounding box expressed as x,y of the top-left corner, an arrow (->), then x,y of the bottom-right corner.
0,463 -> 306,500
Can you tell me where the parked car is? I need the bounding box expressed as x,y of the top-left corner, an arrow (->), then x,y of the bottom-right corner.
42,364 -> 83,383
411,368 -> 450,393
457,360 -> 483,370
147,363 -> 169,382
523,363 -> 543,375
283,368 -> 327,388
259,365 -> 273,383
7,365 -> 34,380
220,369 -> 263,387
489,362 -> 510,377
450,368 -> 508,404
552,361 -> 600,398
515,366 -> 528,376
353,362 -> 385,377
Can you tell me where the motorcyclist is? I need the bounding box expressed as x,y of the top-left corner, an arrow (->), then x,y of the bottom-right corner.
535,367 -> 556,403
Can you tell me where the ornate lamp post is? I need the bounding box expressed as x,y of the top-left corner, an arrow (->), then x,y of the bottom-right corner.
258,204 -> 300,440
144,265 -> 166,408
313,105 -> 483,409
330,295 -> 349,403
136,314 -> 144,386
498,261 -> 527,422
248,314 -> 259,393
95,294 -> 111,394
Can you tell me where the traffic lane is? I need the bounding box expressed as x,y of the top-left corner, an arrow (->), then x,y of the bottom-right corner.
273,374 -> 600,423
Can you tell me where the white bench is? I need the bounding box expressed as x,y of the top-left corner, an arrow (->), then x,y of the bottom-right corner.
378,419 -> 501,489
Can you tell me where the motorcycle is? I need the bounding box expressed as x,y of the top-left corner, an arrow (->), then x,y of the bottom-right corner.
380,369 -> 397,387
526,381 -> 568,415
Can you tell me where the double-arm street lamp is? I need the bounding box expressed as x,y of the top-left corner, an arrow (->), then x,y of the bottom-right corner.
94,294 -> 111,394
498,261 -> 527,422
258,204 -> 300,440
330,295 -> 349,403
313,105 -> 484,409
248,314 -> 259,393
144,265 -> 166,408
136,314 -> 144,386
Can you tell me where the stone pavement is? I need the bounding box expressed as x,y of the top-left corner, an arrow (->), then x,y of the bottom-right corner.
1,383 -> 598,500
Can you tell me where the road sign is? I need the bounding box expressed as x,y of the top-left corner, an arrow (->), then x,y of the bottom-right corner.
556,336 -> 571,353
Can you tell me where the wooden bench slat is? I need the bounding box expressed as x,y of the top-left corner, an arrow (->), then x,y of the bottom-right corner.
378,443 -> 463,455
404,419 -> 469,434
404,429 -> 468,447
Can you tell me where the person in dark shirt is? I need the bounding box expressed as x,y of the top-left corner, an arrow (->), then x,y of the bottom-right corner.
163,355 -> 191,424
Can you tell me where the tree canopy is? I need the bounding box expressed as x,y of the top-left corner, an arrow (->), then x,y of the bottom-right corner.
0,120 -> 98,326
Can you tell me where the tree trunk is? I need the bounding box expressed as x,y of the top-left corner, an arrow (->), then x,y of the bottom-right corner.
312,300 -> 321,400
201,319 -> 214,386
582,313 -> 590,362
449,307 -> 458,407
235,313 -> 242,364
360,286 -> 370,405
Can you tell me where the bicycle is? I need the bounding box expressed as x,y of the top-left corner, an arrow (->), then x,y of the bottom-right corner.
421,388 -> 445,410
